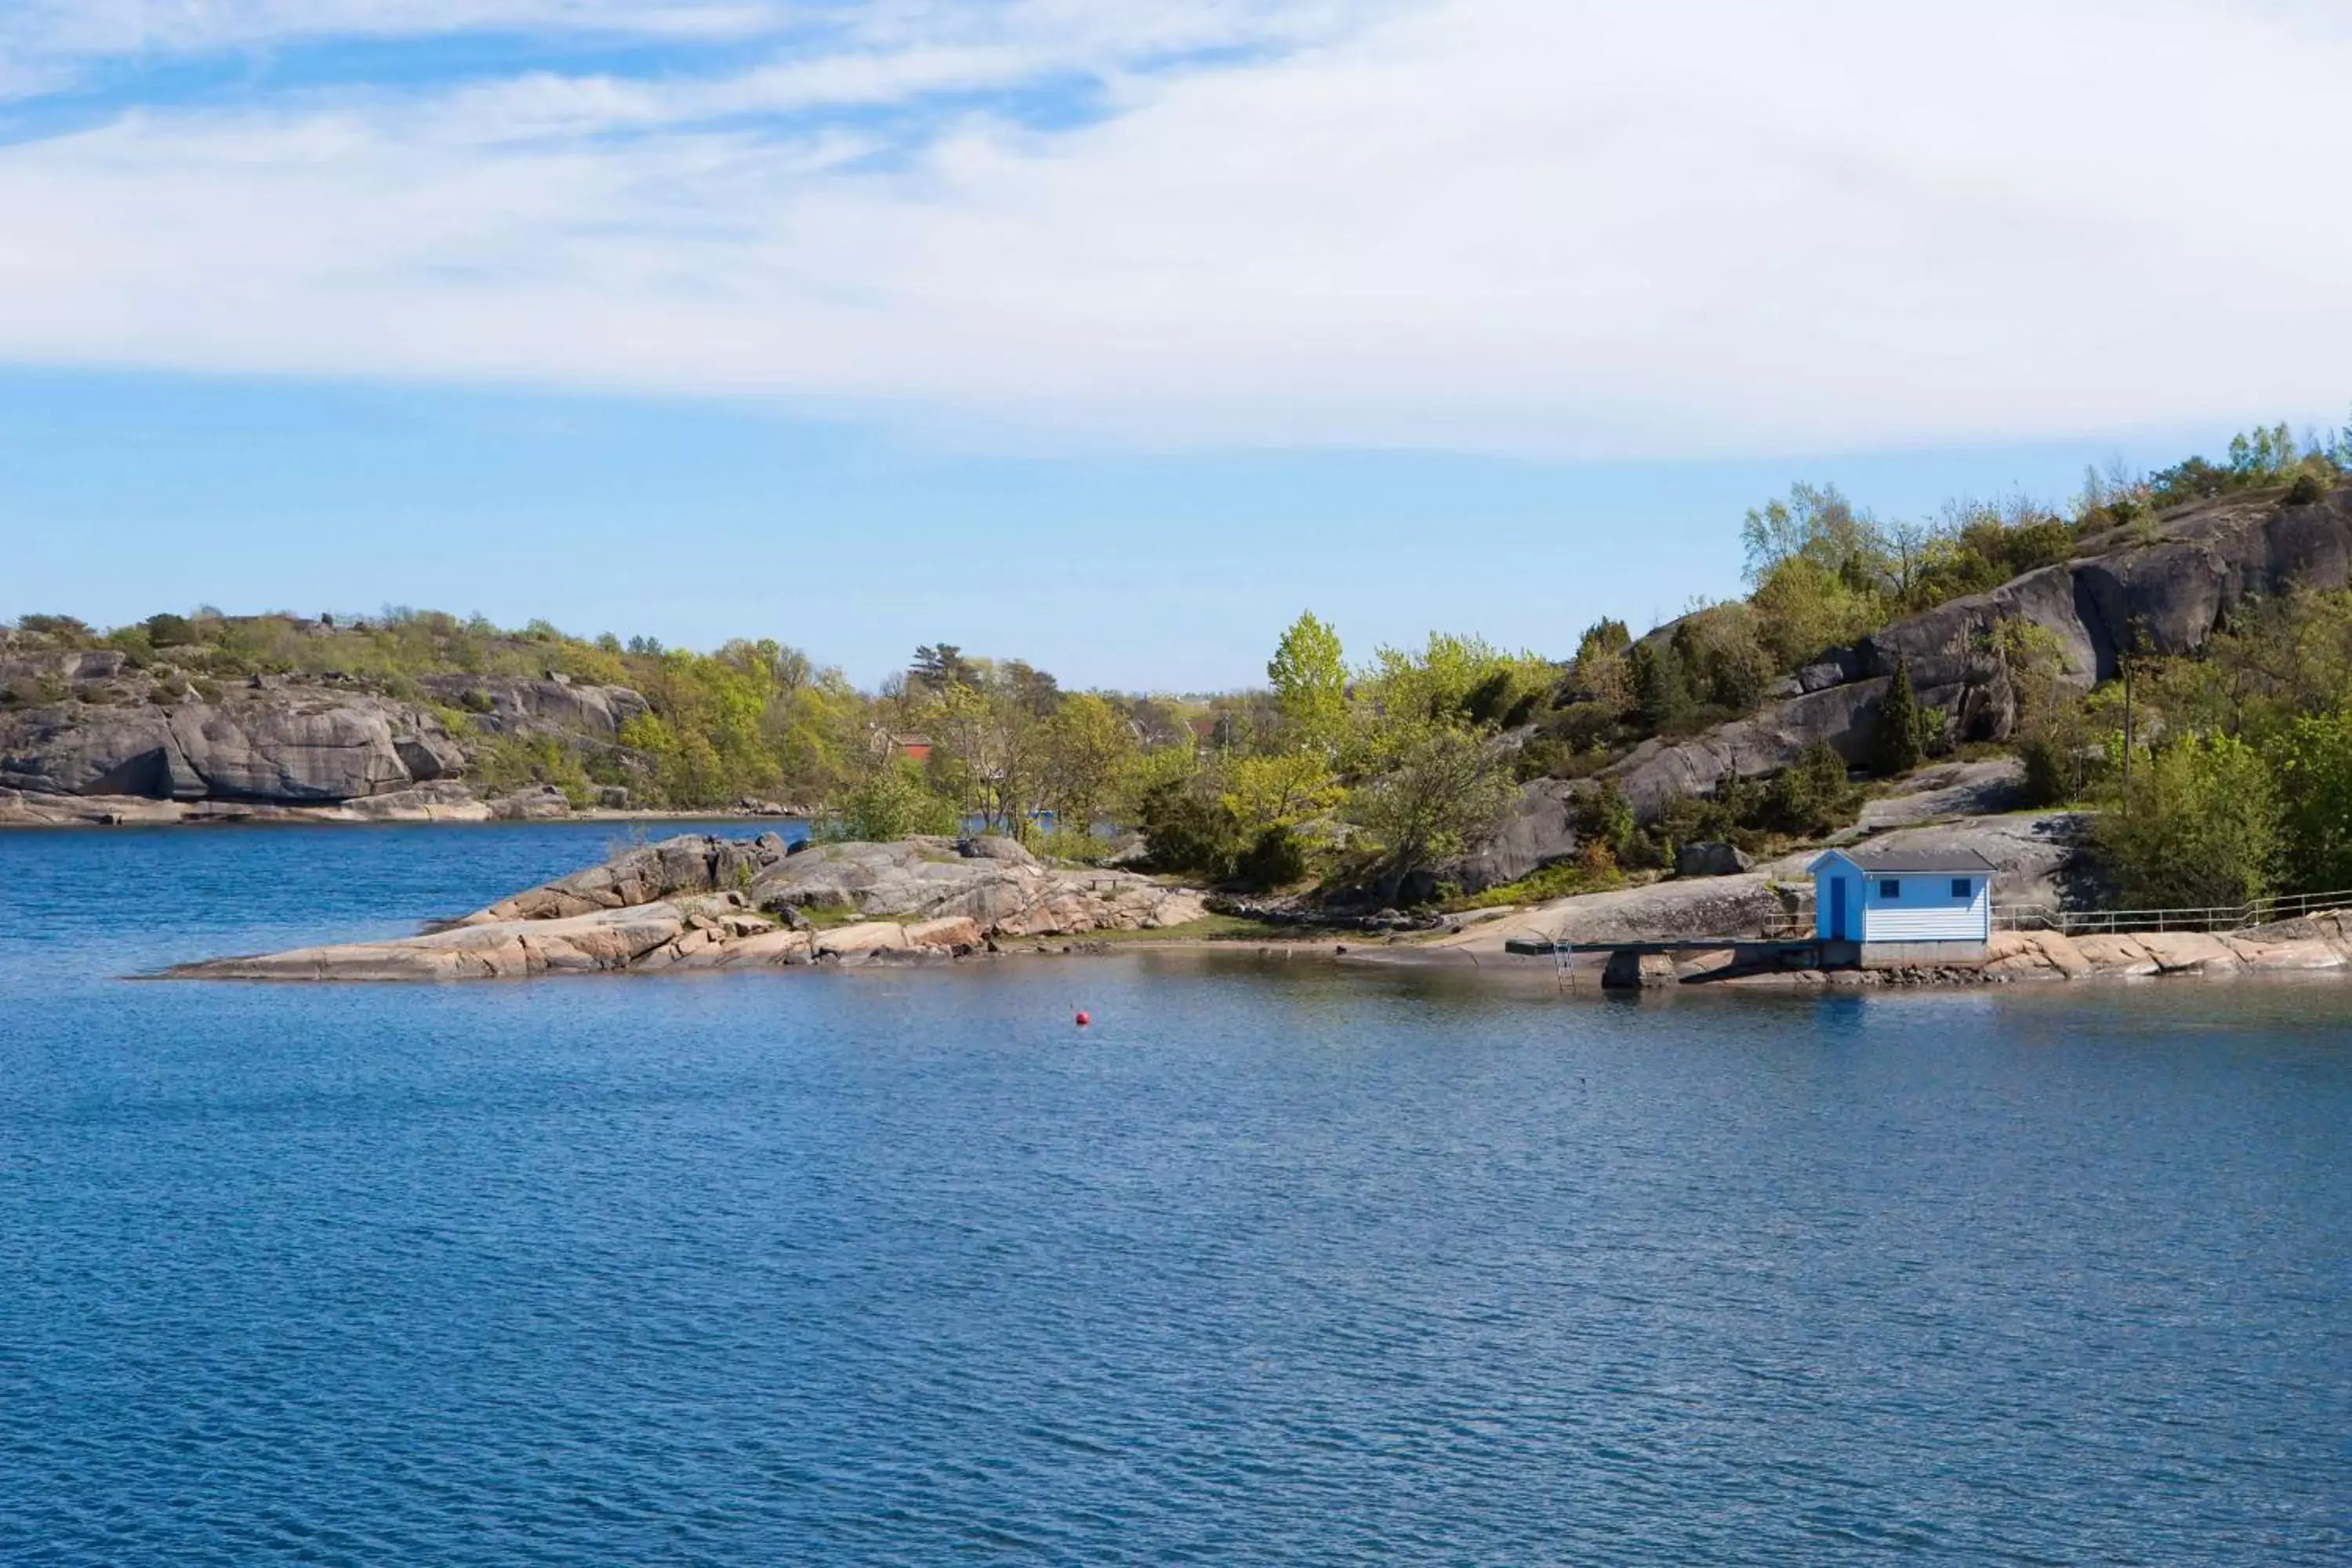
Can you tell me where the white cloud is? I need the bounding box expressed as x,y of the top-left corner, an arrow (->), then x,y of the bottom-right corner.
0,0 -> 2346,456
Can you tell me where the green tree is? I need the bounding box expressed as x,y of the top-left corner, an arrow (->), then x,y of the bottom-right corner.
1266,612 -> 1349,755
1740,481 -> 1887,587
2270,712 -> 2352,894
1346,719 -> 1519,896
1040,692 -> 1138,835
1627,640 -> 1692,733
1748,555 -> 1886,671
2096,735 -> 2279,909
1221,751 -> 1343,842
829,761 -> 960,842
1872,657 -> 1926,776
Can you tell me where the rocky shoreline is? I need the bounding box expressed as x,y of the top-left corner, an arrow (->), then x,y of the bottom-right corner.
151,823 -> 2352,994
0,782 -> 804,829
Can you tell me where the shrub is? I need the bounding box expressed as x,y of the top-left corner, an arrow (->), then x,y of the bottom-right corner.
822,762 -> 960,842
2285,471 -> 2328,506
1136,775 -> 1242,878
1756,742 -> 1860,837
1570,779 -> 1635,861
1233,826 -> 1310,891
2017,732 -> 2076,806
2095,735 -> 2278,908
144,613 -> 195,648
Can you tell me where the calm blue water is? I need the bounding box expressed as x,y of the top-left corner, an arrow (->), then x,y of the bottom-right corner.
3,824 -> 2349,1564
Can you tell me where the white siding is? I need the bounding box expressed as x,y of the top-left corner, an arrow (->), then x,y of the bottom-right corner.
1859,874 -> 1990,943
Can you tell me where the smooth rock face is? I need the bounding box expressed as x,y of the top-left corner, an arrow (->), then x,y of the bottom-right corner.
165,704 -> 414,802
1454,779 -> 1581,894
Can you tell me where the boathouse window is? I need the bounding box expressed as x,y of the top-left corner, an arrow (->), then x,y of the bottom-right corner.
1951,878 -> 1973,898
1879,879 -> 1900,899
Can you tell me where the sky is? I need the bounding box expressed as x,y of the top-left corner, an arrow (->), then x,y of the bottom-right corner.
2,0 -> 2349,689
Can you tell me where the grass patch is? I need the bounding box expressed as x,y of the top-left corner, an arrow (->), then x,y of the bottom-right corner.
1442,861 -> 1617,913
792,902 -> 866,930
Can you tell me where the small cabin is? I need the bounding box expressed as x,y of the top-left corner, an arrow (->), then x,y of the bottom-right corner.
1807,846 -> 1996,966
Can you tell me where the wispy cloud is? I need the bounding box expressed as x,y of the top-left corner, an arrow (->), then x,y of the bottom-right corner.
0,0 -> 2346,456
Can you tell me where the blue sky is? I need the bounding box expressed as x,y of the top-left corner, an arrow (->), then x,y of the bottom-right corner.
2,2 -> 2348,689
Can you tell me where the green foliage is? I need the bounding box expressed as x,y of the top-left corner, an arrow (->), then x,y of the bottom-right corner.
1234,827 -> 1310,890
1040,691 -> 1138,834
470,734 -> 597,807
1626,639 -> 1693,734
1345,718 -> 1519,888
1134,770 -> 1244,880
822,761 -> 960,843
1748,556 -> 1885,671
1904,502 -> 2075,607
2017,732 -> 2079,808
2270,712 -> 2352,894
2095,735 -> 2278,908
1574,617 -> 1631,663
1220,750 -> 1343,841
2285,471 -> 2328,506
15,614 -> 93,643
143,612 -> 194,648
1756,742 -> 1860,837
1872,658 -> 1926,777
1266,612 -> 1348,754
1570,779 -> 1635,860
1444,855 -> 1618,912
1740,482 -> 1880,588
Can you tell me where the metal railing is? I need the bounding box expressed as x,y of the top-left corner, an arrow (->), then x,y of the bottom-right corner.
1994,887 -> 2352,938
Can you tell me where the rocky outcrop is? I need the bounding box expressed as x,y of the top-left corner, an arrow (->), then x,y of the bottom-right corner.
1980,915 -> 2352,982
0,633 -> 650,813
1596,488 -> 2352,819
749,836 -> 1208,938
6,691 -> 472,806
172,833 -> 1210,980
416,675 -> 649,742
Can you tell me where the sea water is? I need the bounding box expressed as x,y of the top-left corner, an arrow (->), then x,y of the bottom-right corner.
2,824 -> 2347,1563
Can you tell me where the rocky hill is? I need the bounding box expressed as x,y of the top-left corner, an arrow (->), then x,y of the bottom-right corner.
0,632 -> 655,824
1461,484 -> 2352,890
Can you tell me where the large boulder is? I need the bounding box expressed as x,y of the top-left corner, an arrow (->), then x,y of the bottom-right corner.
166,702 -> 413,802
1675,841 -> 1754,878
1454,779 -> 1581,893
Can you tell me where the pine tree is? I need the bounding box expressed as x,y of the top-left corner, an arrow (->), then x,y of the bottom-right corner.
1873,656 -> 1925,777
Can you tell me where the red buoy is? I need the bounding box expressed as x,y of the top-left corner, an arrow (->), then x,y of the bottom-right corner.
1074,1011 -> 1092,1028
